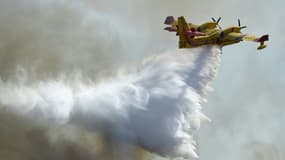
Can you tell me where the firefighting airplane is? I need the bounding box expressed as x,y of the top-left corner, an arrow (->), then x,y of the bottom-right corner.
164,16 -> 269,50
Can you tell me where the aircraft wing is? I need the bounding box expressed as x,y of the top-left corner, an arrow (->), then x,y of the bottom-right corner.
177,16 -> 191,48
164,16 -> 201,35
178,16 -> 190,31
164,16 -> 178,32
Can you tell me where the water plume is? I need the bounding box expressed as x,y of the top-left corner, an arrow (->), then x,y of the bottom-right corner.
0,46 -> 221,159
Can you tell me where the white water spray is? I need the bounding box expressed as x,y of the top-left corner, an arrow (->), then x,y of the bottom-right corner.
0,46 -> 221,159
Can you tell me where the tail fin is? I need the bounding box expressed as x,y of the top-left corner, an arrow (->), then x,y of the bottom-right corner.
177,16 -> 190,48
258,34 -> 269,42
257,34 -> 269,50
243,34 -> 269,50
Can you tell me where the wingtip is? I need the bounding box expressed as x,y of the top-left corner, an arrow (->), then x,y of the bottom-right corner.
164,16 -> 175,25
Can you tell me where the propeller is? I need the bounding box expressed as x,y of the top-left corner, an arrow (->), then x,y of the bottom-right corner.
211,17 -> 222,30
211,17 -> 221,23
212,17 -> 223,39
216,17 -> 221,24
238,19 -> 247,30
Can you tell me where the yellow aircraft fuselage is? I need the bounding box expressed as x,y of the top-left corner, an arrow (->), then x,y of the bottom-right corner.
179,28 -> 243,48
164,16 -> 268,50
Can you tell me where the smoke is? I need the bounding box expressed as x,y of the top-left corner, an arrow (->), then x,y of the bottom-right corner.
0,46 -> 221,159
0,0 -> 147,80
0,1 -> 224,159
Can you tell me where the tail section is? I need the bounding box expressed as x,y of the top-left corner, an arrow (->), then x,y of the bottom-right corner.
257,34 -> 269,50
177,16 -> 191,48
243,34 -> 269,50
257,42 -> 266,50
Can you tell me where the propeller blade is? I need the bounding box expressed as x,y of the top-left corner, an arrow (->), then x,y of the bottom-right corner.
217,17 -> 221,24
238,19 -> 241,27
240,26 -> 247,29
212,17 -> 222,29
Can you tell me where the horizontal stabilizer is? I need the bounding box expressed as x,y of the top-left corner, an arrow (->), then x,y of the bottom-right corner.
257,44 -> 267,50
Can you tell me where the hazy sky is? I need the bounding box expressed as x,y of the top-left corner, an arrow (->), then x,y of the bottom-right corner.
192,1 -> 285,160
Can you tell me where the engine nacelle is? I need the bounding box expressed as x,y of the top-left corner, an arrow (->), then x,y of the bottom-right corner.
197,22 -> 217,32
222,27 -> 241,34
